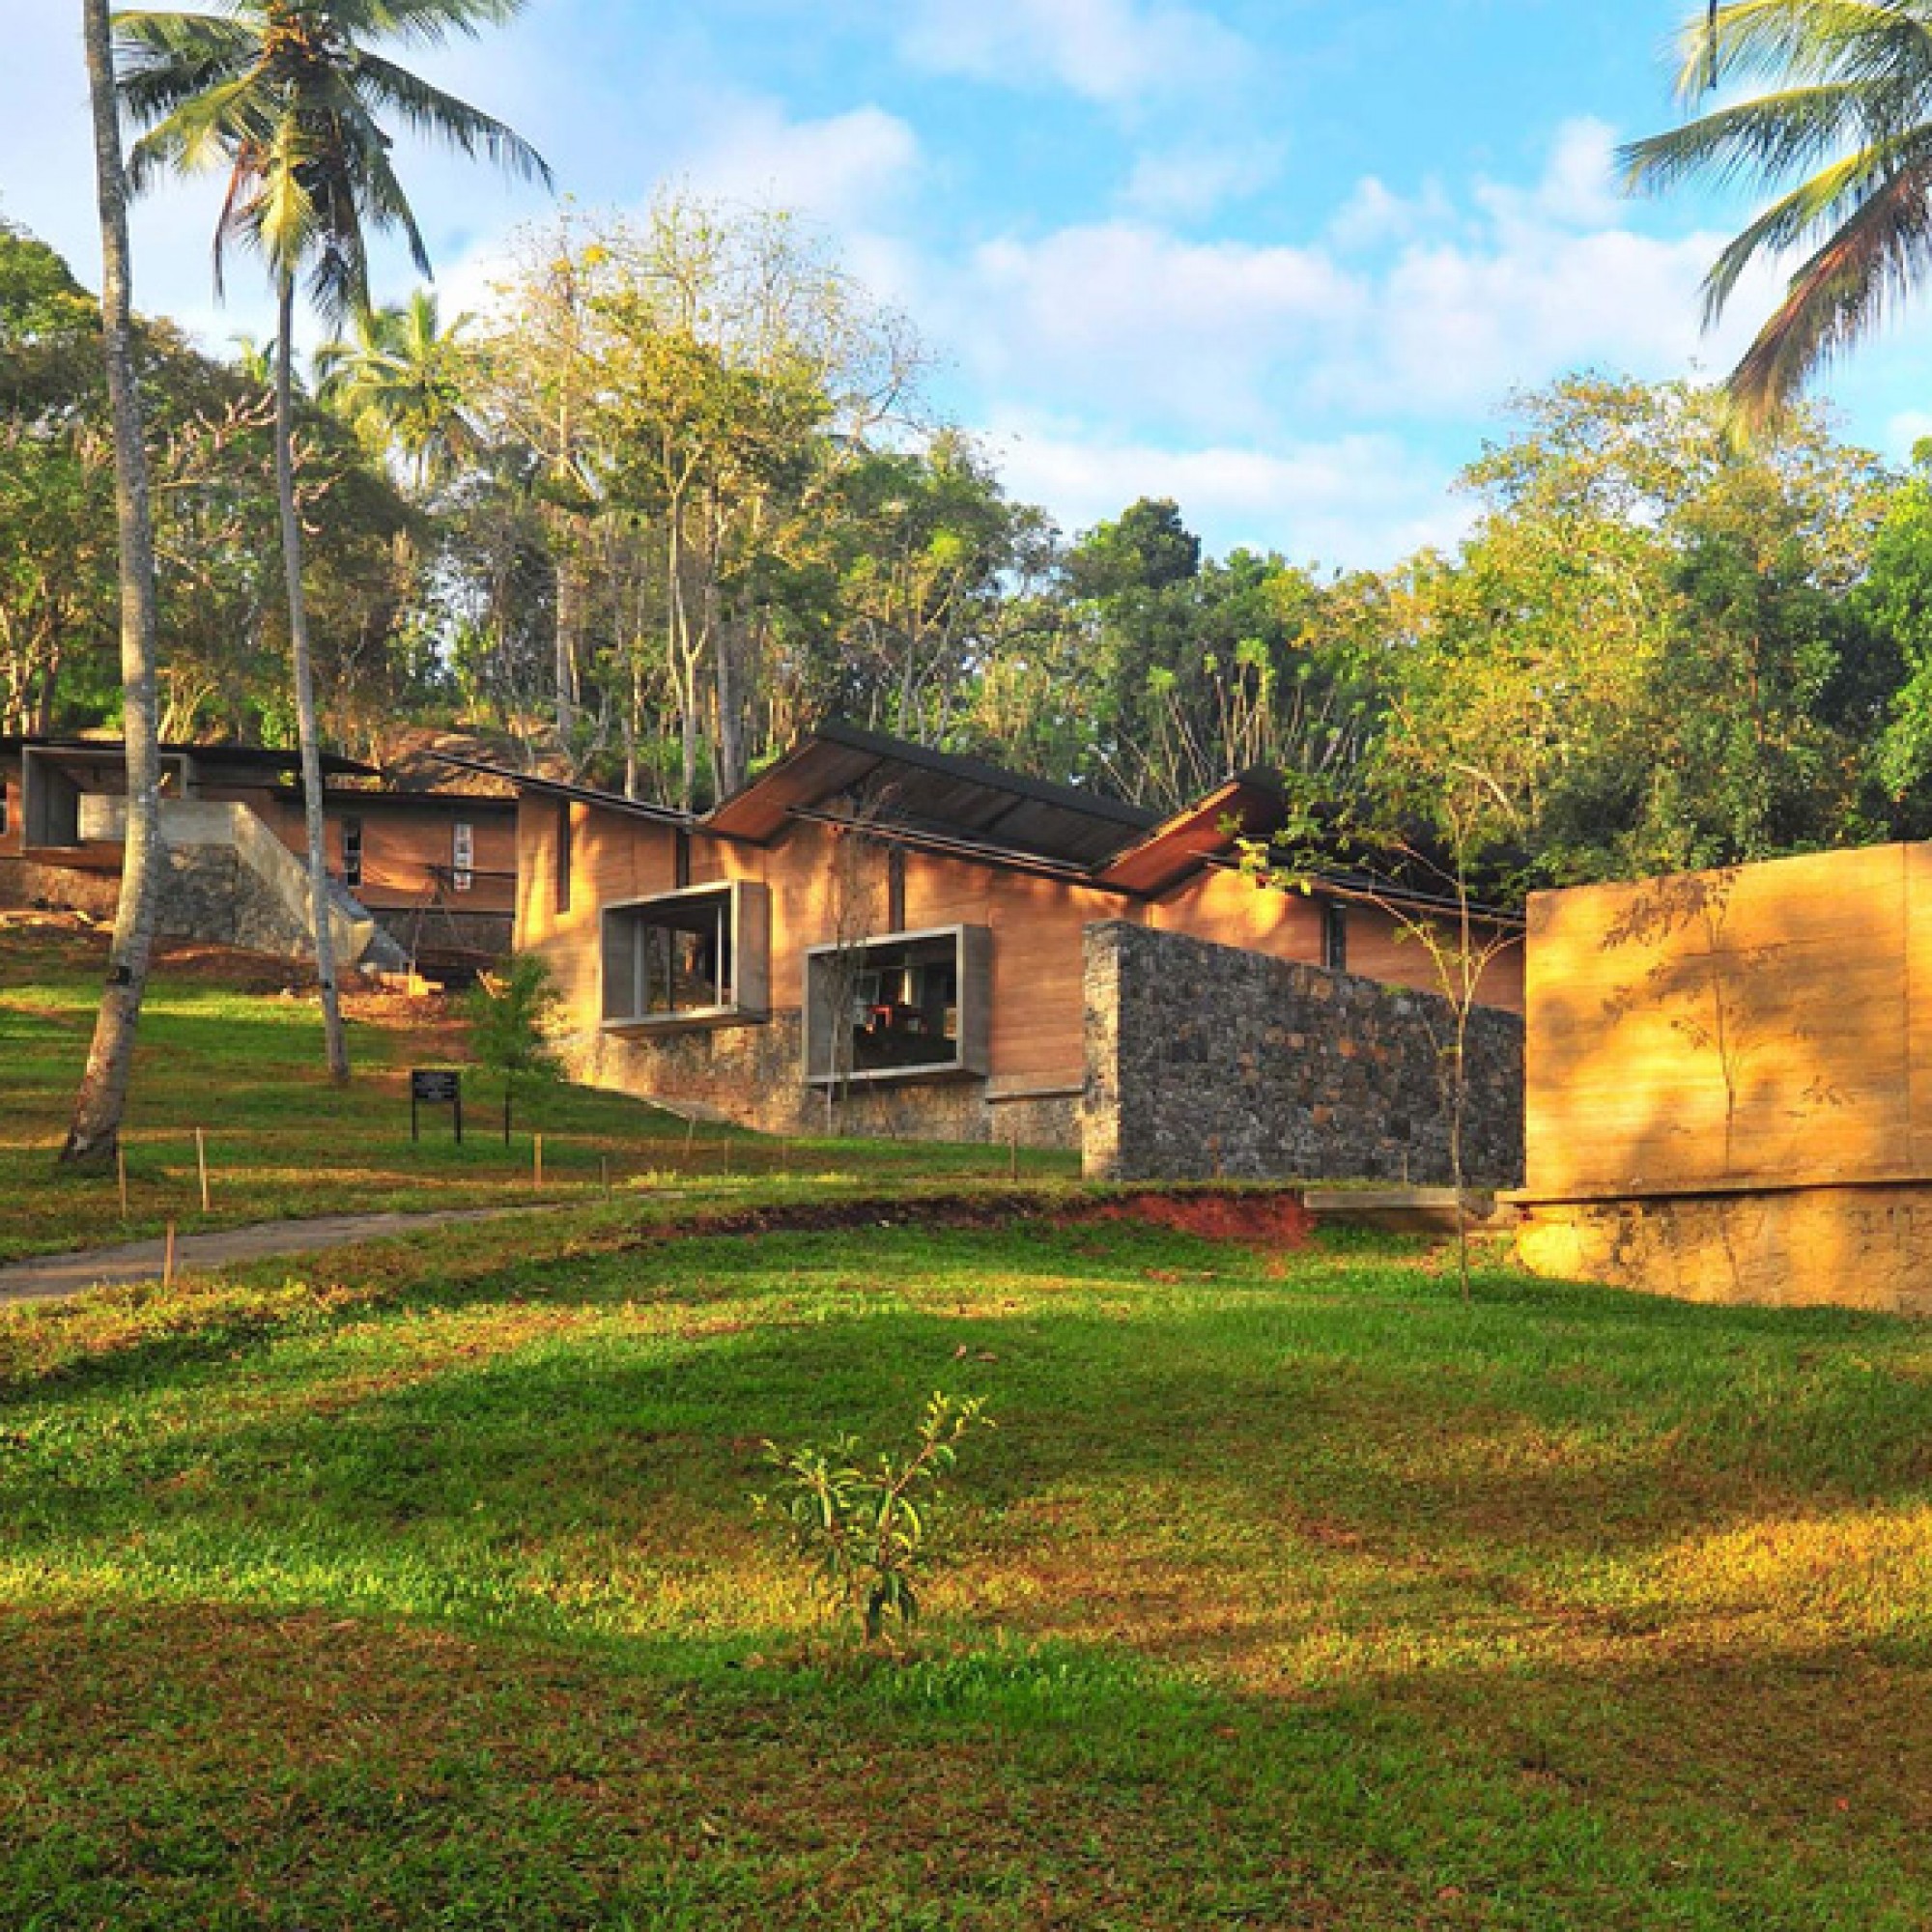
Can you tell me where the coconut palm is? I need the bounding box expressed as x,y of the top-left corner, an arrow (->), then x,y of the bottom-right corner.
63,0 -> 166,1167
113,0 -> 550,1082
315,287 -> 480,492
1624,0 -> 1932,432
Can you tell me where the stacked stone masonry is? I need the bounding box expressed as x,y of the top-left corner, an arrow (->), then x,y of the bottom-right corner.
1080,920 -> 1523,1186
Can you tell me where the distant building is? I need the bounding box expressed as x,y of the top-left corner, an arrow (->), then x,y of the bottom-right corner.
0,735 -> 516,974
450,722 -> 1526,1179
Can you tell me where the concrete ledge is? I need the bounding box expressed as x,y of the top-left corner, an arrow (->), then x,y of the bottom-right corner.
1517,1182 -> 1932,1317
1304,1187 -> 1518,1236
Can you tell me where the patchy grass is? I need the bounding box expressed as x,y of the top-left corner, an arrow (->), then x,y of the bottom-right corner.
1,1204 -> 1929,1928
0,920 -> 1075,1262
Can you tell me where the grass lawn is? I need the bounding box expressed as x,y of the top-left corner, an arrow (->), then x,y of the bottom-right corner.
2,1199 -> 1930,1928
0,919 -> 1075,1262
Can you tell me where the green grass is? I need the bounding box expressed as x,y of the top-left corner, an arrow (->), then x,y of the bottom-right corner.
0,920 -> 1075,1262
2,1197 -> 1930,1928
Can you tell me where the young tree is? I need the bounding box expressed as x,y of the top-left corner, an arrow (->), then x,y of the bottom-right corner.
465,953 -> 564,1142
114,0 -> 550,1084
61,0 -> 166,1169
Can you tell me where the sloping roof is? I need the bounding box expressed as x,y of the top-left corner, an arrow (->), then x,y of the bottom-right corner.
432,726 -> 1523,920
0,735 -> 375,779
706,720 -> 1160,869
1095,775 -> 1289,896
432,753 -> 696,830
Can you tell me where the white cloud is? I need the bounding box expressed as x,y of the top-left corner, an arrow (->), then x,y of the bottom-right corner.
954,223 -> 1360,438
987,413 -> 1471,566
896,0 -> 1249,104
925,118 -> 1777,443
673,103 -> 921,228
1122,141 -> 1287,221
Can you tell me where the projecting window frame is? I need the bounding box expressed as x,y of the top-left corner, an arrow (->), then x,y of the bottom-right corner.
340,815 -> 364,890
803,923 -> 993,1089
601,880 -> 771,1035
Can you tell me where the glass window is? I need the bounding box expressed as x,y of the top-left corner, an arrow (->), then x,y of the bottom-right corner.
806,926 -> 990,1085
453,821 -> 475,894
341,816 -> 363,889
603,884 -> 768,1029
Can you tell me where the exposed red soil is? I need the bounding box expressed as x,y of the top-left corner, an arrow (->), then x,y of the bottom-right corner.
1082,1191 -> 1314,1248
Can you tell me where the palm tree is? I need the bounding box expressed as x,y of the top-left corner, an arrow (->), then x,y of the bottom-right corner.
1624,0 -> 1932,431
63,0 -> 166,1167
113,0 -> 550,1082
315,287 -> 480,492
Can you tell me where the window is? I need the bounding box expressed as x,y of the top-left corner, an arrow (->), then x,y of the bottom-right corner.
555,802 -> 572,913
805,925 -> 991,1086
452,821 -> 475,894
602,882 -> 770,1032
1322,900 -> 1349,975
340,816 -> 363,890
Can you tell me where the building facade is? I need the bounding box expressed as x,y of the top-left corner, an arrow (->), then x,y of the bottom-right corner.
475,724 -> 1524,1169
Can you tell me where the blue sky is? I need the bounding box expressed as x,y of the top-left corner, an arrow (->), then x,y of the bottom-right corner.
7,0 -> 1932,564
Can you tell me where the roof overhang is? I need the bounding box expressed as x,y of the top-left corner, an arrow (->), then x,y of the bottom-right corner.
706,720 -> 1159,868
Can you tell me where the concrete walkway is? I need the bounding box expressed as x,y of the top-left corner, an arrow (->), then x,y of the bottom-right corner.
0,1205 -> 559,1308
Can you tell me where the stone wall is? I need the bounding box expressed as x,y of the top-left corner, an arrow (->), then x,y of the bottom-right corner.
559,1010 -> 1079,1148
1082,921 -> 1523,1186
1,845 -> 310,956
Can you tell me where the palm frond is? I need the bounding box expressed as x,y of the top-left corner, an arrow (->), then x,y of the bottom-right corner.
335,0 -> 536,46
1622,81 -> 1910,195
1671,0 -> 1932,101
1727,156 -> 1932,426
1698,124 -> 1932,315
350,51 -> 553,187
112,11 -> 260,116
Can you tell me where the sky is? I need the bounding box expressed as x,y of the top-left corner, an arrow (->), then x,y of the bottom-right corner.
7,0 -> 1932,567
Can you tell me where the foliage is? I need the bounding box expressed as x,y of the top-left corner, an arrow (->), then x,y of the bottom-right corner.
1624,0 -> 1932,427
465,952 -> 565,1131
753,1391 -> 995,1641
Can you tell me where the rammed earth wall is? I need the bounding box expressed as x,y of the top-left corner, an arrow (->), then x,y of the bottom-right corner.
1080,921 -> 1524,1186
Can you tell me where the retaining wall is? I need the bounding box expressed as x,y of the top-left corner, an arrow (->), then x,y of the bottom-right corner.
1080,921 -> 1523,1186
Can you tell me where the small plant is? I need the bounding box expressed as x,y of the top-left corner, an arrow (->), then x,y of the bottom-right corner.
752,1392 -> 995,1643
465,953 -> 565,1143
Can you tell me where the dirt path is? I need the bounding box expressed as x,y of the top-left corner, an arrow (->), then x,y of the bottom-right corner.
0,1206 -> 561,1308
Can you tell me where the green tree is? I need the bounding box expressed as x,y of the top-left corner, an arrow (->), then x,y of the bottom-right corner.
114,0 -> 550,1085
465,953 -> 564,1142
316,288 -> 480,495
63,0 -> 166,1169
1623,0 -> 1932,428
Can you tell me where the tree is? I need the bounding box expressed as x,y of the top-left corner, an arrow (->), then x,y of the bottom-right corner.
1622,0 -> 1932,429
316,289 -> 480,496
114,0 -> 550,1085
61,0 -> 167,1170
465,953 -> 564,1142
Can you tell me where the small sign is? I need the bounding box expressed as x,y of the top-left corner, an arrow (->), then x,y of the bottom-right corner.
411,1068 -> 463,1143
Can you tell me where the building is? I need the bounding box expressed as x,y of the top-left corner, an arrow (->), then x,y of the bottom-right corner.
458,723 -> 1527,1180
1515,842 -> 1932,1315
0,735 -> 516,973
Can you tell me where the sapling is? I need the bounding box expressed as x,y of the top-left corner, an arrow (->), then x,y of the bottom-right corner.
752,1392 -> 995,1643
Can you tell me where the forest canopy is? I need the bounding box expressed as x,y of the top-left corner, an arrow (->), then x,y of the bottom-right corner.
7,203 -> 1932,892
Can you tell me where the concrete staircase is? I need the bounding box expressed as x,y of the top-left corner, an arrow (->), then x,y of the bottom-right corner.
80,796 -> 404,971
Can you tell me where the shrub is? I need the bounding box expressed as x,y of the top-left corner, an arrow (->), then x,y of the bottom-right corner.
465,953 -> 565,1142
753,1392 -> 995,1643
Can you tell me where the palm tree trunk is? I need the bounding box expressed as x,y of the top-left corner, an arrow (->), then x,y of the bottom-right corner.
274,271 -> 350,1085
63,0 -> 165,1169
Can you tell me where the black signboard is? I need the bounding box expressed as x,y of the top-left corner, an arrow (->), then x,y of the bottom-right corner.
411,1068 -> 463,1142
